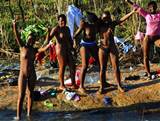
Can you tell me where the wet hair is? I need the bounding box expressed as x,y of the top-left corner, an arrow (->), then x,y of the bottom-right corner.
57,14 -> 66,22
85,11 -> 98,24
148,1 -> 157,8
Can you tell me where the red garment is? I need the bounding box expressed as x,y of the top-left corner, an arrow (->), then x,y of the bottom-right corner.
156,69 -> 160,76
36,52 -> 45,64
49,44 -> 57,62
89,56 -> 95,65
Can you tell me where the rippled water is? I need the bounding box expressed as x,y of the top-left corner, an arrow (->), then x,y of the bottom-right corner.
0,110 -> 160,121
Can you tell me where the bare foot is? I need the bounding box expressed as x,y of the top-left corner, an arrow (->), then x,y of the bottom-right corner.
78,88 -> 86,94
58,86 -> 66,91
70,84 -> 79,89
97,87 -> 105,94
13,116 -> 20,121
118,86 -> 125,93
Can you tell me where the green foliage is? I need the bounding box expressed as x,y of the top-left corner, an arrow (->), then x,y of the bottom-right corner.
21,24 -> 47,43
0,0 -> 160,51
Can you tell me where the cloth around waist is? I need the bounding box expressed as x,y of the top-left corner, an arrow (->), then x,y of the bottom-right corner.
80,39 -> 96,47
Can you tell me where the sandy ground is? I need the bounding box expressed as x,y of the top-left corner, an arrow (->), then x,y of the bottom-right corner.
0,63 -> 160,113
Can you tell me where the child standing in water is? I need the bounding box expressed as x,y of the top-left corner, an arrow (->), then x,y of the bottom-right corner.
12,20 -> 52,120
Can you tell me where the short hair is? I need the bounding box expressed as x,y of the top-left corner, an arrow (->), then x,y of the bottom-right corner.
57,14 -> 66,22
148,1 -> 157,8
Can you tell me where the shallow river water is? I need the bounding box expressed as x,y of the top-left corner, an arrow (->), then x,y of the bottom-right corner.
0,109 -> 160,121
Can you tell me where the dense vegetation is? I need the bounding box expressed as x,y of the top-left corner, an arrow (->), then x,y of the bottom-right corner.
0,0 -> 160,57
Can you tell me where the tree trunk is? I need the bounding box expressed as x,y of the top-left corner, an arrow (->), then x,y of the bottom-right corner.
17,0 -> 25,23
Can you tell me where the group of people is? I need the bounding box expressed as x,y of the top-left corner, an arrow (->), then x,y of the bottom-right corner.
12,0 -> 160,120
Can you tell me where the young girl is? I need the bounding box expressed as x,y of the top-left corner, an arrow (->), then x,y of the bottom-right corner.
12,20 -> 52,120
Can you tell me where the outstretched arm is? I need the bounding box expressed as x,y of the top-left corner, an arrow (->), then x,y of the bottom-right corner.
38,40 -> 53,53
38,30 -> 52,52
119,9 -> 135,24
125,0 -> 147,18
12,20 -> 23,47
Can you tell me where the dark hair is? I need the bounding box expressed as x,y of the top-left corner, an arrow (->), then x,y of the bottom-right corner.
57,14 -> 66,22
102,11 -> 111,17
148,1 -> 157,8
85,11 -> 98,24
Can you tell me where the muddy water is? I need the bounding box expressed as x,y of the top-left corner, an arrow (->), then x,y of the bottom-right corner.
0,110 -> 160,121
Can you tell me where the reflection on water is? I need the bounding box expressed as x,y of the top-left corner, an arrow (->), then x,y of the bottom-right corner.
0,110 -> 160,121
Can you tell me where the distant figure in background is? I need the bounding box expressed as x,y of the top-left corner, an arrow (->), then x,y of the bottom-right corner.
98,9 -> 136,94
48,14 -> 78,90
126,0 -> 160,79
12,20 -> 52,120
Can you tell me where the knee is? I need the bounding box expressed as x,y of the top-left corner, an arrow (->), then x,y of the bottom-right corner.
112,66 -> 120,73
143,56 -> 149,61
27,90 -> 34,98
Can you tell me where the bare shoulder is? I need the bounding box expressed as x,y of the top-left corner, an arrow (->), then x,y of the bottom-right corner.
52,26 -> 59,32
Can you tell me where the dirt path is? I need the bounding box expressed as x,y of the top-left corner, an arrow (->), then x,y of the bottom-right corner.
0,64 -> 160,113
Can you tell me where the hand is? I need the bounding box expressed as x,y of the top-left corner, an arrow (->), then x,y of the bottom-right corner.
133,7 -> 138,12
12,19 -> 16,25
49,40 -> 53,45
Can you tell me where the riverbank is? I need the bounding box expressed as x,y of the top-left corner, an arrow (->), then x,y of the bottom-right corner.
0,62 -> 160,114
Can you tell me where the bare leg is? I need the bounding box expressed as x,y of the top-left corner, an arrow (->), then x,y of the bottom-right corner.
57,54 -> 66,90
79,46 -> 89,93
26,73 -> 36,117
110,45 -> 124,92
98,48 -> 108,94
67,52 -> 77,89
143,36 -> 151,76
16,73 -> 27,120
